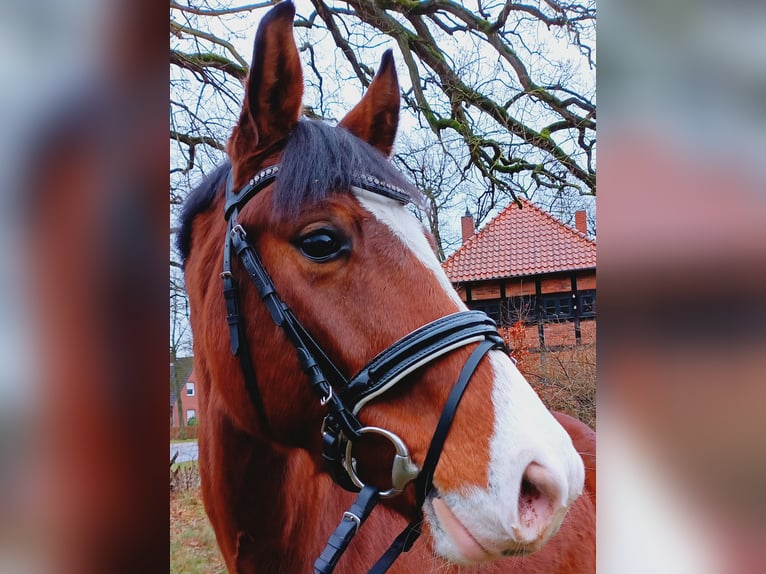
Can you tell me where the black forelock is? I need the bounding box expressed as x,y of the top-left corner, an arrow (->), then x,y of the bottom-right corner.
176,119 -> 418,265
273,119 -> 417,216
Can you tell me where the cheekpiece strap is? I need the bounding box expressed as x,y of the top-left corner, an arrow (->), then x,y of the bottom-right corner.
221,210 -> 272,434
229,222 -> 364,442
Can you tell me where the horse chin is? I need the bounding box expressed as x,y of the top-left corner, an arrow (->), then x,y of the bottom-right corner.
424,490 -> 559,565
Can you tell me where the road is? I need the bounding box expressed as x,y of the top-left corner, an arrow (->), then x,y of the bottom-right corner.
170,440 -> 198,464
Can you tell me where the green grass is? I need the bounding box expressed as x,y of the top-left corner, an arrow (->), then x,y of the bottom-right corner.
170,488 -> 226,574
171,437 -> 198,444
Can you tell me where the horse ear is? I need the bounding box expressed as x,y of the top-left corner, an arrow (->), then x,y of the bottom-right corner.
230,1 -> 303,161
339,50 -> 400,157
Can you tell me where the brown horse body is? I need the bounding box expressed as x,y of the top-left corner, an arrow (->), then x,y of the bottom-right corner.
180,2 -> 595,572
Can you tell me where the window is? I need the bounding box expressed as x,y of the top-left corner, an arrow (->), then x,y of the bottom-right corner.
503,295 -> 538,324
579,290 -> 596,318
471,296 -> 541,325
542,294 -> 573,321
186,409 -> 196,422
470,292 -> 593,325
186,382 -> 195,396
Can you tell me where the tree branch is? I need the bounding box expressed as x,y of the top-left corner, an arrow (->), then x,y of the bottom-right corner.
170,0 -> 274,17
170,49 -> 248,81
170,18 -> 249,69
170,129 -> 225,151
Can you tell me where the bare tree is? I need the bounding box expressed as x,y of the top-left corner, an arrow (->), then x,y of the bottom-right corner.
394,132 -> 474,260
310,0 -> 596,209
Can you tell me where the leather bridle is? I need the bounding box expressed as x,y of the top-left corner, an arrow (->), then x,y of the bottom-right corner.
220,162 -> 508,573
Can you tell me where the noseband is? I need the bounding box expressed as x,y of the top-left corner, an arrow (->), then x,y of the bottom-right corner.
221,163 -> 507,573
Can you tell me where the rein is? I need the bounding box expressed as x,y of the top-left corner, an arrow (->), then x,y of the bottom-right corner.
221,163 -> 507,573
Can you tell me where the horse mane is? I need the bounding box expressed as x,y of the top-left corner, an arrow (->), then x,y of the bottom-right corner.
176,160 -> 231,265
176,119 -> 419,266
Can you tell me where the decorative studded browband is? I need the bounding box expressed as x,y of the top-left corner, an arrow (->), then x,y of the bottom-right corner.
224,164 -> 411,221
219,162 -> 507,573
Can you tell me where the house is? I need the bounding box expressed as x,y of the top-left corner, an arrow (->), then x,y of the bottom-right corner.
170,355 -> 198,426
443,200 -> 596,349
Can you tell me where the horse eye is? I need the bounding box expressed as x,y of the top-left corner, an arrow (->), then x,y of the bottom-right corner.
296,229 -> 347,262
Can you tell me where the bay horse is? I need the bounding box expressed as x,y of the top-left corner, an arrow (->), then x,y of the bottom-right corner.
178,2 -> 595,572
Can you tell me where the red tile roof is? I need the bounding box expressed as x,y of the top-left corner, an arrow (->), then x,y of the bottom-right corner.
443,199 -> 596,282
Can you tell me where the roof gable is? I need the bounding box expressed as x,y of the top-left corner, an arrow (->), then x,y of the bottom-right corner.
443,199 -> 596,282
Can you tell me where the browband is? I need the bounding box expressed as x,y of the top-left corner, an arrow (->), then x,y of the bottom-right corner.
224,164 -> 411,221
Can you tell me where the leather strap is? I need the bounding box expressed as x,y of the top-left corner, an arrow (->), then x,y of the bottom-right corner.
367,521 -> 422,574
222,229 -> 240,355
221,211 -> 271,434
314,486 -> 380,574
224,165 -> 279,220
224,162 -> 410,222
320,313 -> 504,492
415,338 -> 499,506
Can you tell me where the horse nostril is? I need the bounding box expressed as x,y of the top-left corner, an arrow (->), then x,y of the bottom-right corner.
520,475 -> 540,500
515,462 -> 564,543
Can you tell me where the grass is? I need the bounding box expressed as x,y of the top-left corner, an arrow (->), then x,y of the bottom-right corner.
171,487 -> 226,574
171,437 -> 198,444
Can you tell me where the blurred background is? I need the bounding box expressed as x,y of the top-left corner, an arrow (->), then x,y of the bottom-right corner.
0,1 -> 167,573
599,0 -> 766,572
0,0 -> 763,572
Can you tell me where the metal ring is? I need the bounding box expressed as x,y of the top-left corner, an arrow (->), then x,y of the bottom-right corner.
343,426 -> 421,498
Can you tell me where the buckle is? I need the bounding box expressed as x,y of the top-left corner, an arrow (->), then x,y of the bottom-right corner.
231,224 -> 246,240
320,385 -> 333,406
342,511 -> 361,533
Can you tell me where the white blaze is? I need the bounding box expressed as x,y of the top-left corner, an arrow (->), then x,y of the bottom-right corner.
353,188 -> 464,308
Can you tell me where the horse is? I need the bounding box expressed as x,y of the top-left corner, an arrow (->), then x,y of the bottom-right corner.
177,2 -> 595,572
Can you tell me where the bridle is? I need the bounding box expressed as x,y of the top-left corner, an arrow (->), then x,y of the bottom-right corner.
221,161 -> 508,573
